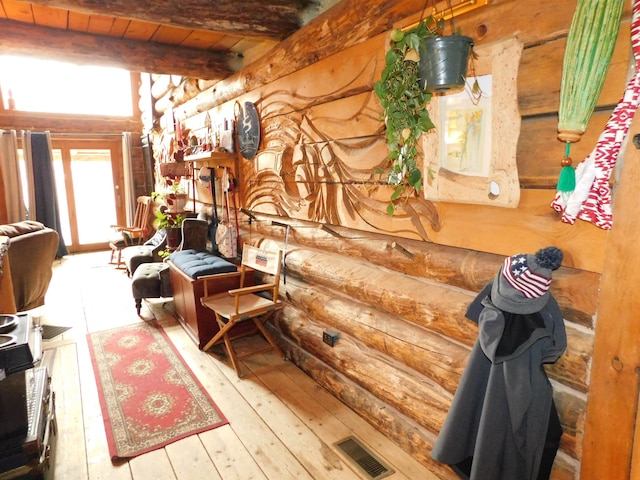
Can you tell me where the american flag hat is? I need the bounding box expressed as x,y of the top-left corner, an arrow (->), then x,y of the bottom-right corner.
501,254 -> 552,299
491,247 -> 563,314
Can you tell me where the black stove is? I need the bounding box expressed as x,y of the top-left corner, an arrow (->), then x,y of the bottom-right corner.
0,314 -> 42,377
0,315 -> 53,479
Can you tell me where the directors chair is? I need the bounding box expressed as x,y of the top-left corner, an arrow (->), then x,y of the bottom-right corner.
201,243 -> 285,377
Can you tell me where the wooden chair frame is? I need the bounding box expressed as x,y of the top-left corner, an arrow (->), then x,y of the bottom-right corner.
201,243 -> 285,377
109,195 -> 153,268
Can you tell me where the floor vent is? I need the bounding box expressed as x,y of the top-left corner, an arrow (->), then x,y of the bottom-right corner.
335,436 -> 395,480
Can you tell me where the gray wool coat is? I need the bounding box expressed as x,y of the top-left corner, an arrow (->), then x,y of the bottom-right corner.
431,282 -> 567,480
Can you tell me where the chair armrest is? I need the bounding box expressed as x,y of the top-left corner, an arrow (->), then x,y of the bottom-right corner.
150,237 -> 168,261
227,283 -> 276,296
110,223 -> 132,231
115,226 -> 144,235
201,271 -> 242,297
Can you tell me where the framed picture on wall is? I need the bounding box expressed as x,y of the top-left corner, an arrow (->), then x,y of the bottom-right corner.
422,37 -> 522,208
439,75 -> 492,178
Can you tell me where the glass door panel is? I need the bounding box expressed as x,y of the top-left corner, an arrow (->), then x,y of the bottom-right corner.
51,149 -> 72,246
69,149 -> 118,244
49,137 -> 123,253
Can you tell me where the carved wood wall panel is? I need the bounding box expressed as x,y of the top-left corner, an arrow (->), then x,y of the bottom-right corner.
178,26 -> 608,272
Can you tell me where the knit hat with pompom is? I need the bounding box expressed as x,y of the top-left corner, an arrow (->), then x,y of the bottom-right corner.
491,246 -> 563,314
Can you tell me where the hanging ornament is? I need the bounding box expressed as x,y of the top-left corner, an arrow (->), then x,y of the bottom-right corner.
555,142 -> 576,196
551,0 -> 625,211
557,0 -> 624,140
551,0 -> 640,229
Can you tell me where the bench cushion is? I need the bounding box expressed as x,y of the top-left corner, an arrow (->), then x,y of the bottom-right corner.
169,249 -> 236,279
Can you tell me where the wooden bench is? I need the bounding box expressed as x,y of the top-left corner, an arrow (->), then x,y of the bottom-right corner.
167,250 -> 255,350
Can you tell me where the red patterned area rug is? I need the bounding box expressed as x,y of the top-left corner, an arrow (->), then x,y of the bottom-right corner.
87,321 -> 228,461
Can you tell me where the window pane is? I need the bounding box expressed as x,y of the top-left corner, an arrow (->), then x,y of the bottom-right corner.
52,150 -> 72,245
0,56 -> 132,116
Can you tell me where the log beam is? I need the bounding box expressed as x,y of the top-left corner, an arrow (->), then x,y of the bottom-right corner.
0,110 -> 141,134
248,218 -> 599,329
240,232 -> 594,393
179,0 -> 426,114
281,331 -> 578,478
21,0 -> 312,40
0,19 -> 233,78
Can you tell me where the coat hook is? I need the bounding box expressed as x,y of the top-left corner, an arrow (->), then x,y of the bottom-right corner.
390,241 -> 414,259
321,224 -> 343,238
240,208 -> 257,222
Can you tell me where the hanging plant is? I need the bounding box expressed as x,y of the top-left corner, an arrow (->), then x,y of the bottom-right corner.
374,19 -> 441,215
374,14 -> 475,215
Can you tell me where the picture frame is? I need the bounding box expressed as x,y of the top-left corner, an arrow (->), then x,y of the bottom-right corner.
422,37 -> 523,208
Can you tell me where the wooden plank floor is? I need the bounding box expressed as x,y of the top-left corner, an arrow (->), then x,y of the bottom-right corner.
35,252 -> 438,480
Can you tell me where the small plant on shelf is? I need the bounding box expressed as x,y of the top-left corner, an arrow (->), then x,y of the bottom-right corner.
153,208 -> 186,231
152,174 -> 188,212
153,207 -> 186,251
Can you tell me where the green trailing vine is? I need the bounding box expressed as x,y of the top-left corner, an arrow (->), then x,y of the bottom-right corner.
374,18 -> 443,215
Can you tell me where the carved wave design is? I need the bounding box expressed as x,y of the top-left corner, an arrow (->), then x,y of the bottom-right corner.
243,59 -> 441,239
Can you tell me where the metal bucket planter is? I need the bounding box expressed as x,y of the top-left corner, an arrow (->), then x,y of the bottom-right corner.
419,35 -> 474,93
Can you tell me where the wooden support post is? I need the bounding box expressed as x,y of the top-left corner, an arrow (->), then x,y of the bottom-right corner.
581,114 -> 640,478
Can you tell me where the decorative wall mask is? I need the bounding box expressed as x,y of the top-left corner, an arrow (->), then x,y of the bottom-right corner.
237,101 -> 261,160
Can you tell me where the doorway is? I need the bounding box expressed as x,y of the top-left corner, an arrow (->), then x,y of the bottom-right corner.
50,136 -> 124,253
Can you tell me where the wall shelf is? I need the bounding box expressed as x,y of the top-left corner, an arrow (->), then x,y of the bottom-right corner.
159,162 -> 190,177
183,151 -> 236,169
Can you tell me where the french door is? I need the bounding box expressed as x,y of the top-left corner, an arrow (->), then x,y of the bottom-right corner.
50,136 -> 124,253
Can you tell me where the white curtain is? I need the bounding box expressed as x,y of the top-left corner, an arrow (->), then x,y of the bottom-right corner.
21,131 -> 36,221
0,129 -> 26,223
122,132 -> 135,224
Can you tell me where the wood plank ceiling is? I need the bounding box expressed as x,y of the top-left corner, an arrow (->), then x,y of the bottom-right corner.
0,0 -> 339,80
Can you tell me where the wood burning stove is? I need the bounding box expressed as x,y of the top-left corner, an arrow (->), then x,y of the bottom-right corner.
0,314 -> 42,377
0,314 -> 55,479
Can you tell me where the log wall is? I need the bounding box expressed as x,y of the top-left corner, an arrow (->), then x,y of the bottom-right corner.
149,0 -> 635,477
